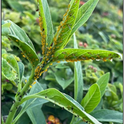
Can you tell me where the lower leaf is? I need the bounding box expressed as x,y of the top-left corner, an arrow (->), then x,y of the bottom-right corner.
20,88 -> 101,124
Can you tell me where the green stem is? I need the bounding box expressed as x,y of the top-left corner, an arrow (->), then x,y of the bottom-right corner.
5,68 -> 35,124
70,116 -> 75,124
2,116 -> 5,124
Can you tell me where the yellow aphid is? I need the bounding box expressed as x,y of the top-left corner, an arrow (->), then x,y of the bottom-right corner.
22,55 -> 25,58
33,81 -> 36,85
103,58 -> 107,62
50,63 -> 53,65
30,85 -> 32,88
68,4 -> 70,8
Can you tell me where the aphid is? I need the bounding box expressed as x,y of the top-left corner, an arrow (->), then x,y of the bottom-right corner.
42,28 -> 45,31
68,4 -> 70,8
103,58 -> 107,62
33,81 -> 36,85
36,8 -> 39,11
71,106 -> 73,111
30,85 -> 32,88
62,107 -> 64,110
22,55 -> 25,58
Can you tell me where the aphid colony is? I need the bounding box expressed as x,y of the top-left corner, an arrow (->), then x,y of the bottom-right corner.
34,0 -> 119,81
53,0 -> 79,50
15,38 -> 39,67
52,51 -> 118,63
39,14 -> 46,56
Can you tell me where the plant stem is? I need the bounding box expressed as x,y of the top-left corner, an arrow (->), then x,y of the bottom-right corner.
2,116 -> 5,124
70,116 -> 75,124
5,68 -> 35,124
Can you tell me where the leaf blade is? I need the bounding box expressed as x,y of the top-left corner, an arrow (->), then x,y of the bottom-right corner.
41,0 -> 54,46
70,0 -> 99,37
3,20 -> 40,67
52,0 -> 80,50
96,72 -> 110,97
37,0 -> 47,55
27,105 -> 46,124
18,61 -> 25,82
52,49 -> 121,62
81,83 -> 101,113
73,34 -> 83,103
2,58 -> 17,81
90,109 -> 123,123
20,88 -> 101,124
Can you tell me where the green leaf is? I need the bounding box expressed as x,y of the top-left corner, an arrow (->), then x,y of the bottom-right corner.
3,20 -> 39,67
52,0 -> 80,50
52,49 -> 121,62
27,105 -> 46,124
98,31 -> 108,43
73,34 -> 83,103
54,71 -> 74,90
2,53 -> 19,74
96,73 -> 110,97
41,0 -> 54,46
90,109 -> 123,123
16,112 -> 31,124
70,0 -> 99,37
4,83 -> 13,91
20,88 -> 101,124
18,61 -> 25,82
2,58 -> 17,81
13,82 -> 48,124
6,0 -> 25,12
81,83 -> 101,113
37,0 -> 47,55
2,22 -> 11,36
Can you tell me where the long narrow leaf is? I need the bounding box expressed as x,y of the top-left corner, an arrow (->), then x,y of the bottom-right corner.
18,61 -> 24,82
52,0 -> 80,50
90,109 -> 123,123
74,34 -> 83,103
69,0 -> 99,37
81,83 -> 101,113
27,105 -> 46,124
37,0 -> 47,55
20,88 -> 101,124
9,35 -> 39,67
3,20 -> 39,67
96,73 -> 110,97
52,49 -> 121,62
41,0 -> 54,46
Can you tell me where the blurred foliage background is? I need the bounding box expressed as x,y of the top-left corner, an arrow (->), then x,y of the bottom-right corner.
2,0 -> 123,123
